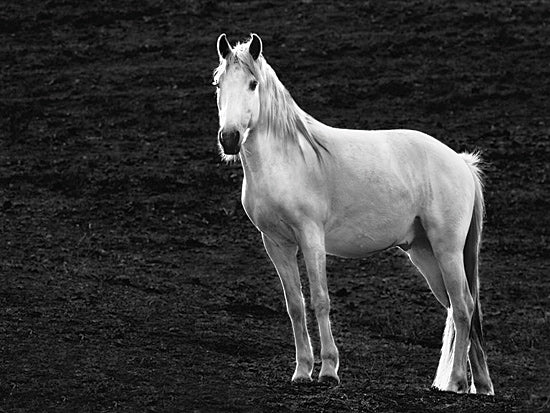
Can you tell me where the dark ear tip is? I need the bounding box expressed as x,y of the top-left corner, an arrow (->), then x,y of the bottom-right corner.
217,33 -> 228,46
217,33 -> 231,59
249,33 -> 262,60
250,33 -> 262,45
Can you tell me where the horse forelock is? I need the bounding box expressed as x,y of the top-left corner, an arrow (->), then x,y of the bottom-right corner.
213,39 -> 263,85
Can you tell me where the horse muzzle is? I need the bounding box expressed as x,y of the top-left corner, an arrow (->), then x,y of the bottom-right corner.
219,130 -> 241,155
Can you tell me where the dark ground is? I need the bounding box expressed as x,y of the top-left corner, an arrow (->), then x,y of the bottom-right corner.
1,1 -> 549,412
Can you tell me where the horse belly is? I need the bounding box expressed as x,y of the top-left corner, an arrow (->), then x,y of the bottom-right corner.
324,214 -> 416,258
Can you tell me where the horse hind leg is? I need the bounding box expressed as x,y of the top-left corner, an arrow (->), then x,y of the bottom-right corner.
416,227 -> 492,394
433,245 -> 495,395
408,240 -> 449,308
468,325 -> 494,395
408,241 -> 454,390
465,277 -> 493,395
430,245 -> 474,394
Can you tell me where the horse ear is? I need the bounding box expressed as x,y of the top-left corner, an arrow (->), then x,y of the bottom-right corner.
217,33 -> 231,59
249,33 -> 262,60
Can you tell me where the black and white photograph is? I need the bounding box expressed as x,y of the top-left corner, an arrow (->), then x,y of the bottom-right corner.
1,1 -> 548,411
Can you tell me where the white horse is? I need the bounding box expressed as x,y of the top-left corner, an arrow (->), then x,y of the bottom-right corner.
213,33 -> 494,395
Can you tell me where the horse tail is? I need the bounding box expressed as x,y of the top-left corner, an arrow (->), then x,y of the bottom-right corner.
460,152 -> 485,348
433,308 -> 455,389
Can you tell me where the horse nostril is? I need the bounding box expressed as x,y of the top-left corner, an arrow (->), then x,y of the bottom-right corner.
219,130 -> 241,154
220,130 -> 239,142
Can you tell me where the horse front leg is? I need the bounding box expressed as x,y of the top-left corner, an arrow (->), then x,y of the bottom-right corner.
262,233 -> 314,383
300,226 -> 340,385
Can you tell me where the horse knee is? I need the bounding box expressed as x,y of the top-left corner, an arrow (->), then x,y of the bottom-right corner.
286,299 -> 305,321
452,296 -> 474,327
311,292 -> 330,316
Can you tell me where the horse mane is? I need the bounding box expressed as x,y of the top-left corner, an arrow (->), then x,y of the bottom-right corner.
213,38 -> 328,161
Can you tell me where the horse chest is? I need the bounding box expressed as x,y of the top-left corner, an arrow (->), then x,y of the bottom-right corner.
241,181 -> 297,241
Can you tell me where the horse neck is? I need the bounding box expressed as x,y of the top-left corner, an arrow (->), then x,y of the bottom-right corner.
240,70 -> 327,178
239,124 -> 287,175
239,124 -> 327,198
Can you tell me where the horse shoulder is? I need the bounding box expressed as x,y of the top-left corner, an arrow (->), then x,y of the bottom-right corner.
241,168 -> 327,242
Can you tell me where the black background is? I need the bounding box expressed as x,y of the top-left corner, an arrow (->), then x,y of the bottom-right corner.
1,1 -> 549,412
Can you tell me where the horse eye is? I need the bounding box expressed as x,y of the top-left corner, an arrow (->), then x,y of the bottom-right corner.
249,80 -> 258,91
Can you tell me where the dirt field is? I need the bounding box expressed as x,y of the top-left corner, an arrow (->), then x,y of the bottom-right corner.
1,1 -> 549,412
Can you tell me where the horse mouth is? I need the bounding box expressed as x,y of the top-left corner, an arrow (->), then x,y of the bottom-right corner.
223,145 -> 241,155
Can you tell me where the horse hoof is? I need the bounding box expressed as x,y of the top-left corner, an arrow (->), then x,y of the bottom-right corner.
454,381 -> 469,394
432,381 -> 468,394
471,384 -> 495,396
318,375 -> 340,386
291,376 -> 313,385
